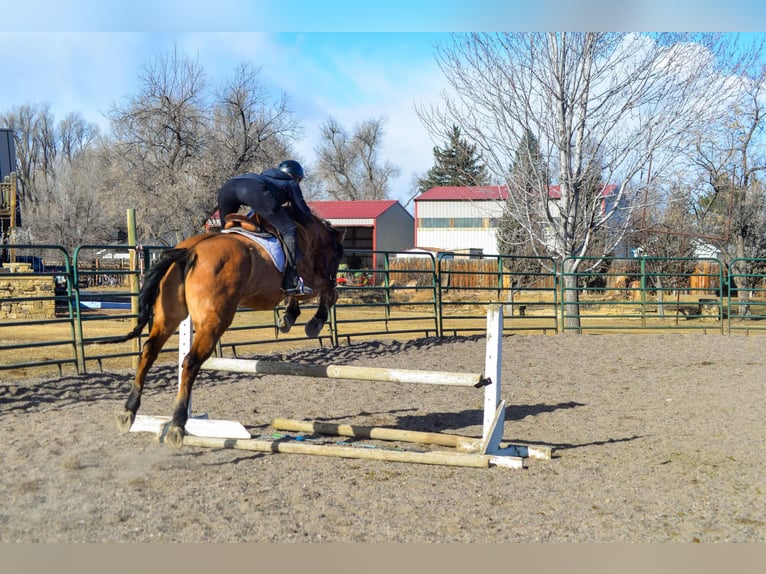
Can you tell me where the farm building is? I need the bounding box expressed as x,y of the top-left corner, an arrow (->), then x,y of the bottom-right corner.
205,199 -> 414,270
414,184 -> 623,257
413,186 -> 509,256
308,200 -> 414,269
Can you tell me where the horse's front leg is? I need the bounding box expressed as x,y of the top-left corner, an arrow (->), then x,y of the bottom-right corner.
278,296 -> 301,333
304,292 -> 334,338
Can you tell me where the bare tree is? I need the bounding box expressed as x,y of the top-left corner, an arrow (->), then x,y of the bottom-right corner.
107,47 -> 211,244
3,49 -> 305,248
314,116 -> 399,200
206,62 -> 303,188
107,51 -> 305,244
419,32 -> 755,330
0,103 -> 57,206
59,112 -> 100,164
18,141 -> 118,251
689,62 -> 766,314
2,105 -> 107,248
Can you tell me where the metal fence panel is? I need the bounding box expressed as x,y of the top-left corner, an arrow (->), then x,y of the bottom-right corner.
561,256 -> 725,334
728,258 -> 766,334
0,245 -> 78,375
438,253 -> 558,336
3,243 -> 766,377
332,249 -> 441,343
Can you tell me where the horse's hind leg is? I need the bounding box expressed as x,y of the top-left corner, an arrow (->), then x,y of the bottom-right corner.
164,323 -> 227,448
116,322 -> 176,432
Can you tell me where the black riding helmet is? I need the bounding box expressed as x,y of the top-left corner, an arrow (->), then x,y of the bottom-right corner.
278,159 -> 304,182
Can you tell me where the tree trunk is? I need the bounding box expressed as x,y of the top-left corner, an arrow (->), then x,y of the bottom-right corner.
561,260 -> 581,332
732,258 -> 752,318
733,235 -> 751,318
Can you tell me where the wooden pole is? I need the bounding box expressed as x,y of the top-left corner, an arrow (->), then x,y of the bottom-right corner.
202,356 -> 488,388
180,435 -> 492,468
127,208 -> 139,368
272,417 -> 482,451
8,173 -> 17,263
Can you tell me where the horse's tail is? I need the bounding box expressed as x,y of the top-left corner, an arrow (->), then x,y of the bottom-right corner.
96,248 -> 192,344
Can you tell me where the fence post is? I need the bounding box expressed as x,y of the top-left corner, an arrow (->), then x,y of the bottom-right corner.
127,208 -> 139,369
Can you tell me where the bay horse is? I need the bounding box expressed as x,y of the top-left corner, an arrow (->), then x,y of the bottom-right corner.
100,212 -> 343,448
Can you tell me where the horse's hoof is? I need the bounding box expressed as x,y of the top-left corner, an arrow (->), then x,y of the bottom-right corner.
116,410 -> 136,433
278,318 -> 294,333
165,425 -> 185,448
305,319 -> 323,338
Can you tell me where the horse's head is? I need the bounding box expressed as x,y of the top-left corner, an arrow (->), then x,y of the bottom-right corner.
286,215 -> 344,338
315,216 -> 344,304
297,214 -> 344,305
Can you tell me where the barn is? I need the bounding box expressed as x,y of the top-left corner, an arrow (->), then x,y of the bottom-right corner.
413,184 -> 623,257
413,186 -> 509,256
309,200 -> 414,269
206,199 -> 414,269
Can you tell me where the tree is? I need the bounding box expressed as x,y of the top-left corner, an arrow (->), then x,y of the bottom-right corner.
689,64 -> 766,315
206,61 -> 302,189
0,105 -> 108,247
624,180 -> 700,315
107,48 -> 302,244
418,32 -> 756,330
0,103 -> 58,207
416,125 -> 489,193
4,48 -> 303,247
314,116 -> 399,200
495,129 -> 548,294
20,144 -> 118,252
58,112 -> 100,164
106,47 -> 211,244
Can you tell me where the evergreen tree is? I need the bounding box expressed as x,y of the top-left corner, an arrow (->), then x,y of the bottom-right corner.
496,129 -> 547,260
417,125 -> 488,193
510,128 -> 546,194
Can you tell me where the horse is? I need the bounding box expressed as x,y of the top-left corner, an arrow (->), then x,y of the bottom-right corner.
99,212 -> 344,448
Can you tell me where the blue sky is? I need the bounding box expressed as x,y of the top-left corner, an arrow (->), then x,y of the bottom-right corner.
1,1 -> 765,205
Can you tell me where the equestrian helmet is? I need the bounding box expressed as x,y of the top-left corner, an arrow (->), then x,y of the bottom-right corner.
278,159 -> 304,182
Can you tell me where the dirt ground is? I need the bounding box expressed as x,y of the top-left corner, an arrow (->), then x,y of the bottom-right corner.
0,332 -> 764,542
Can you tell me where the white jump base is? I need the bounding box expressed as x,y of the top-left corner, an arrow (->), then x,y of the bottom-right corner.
130,305 -> 547,469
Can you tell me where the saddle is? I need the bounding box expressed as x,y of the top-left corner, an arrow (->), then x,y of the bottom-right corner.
221,214 -> 286,271
223,213 -> 274,237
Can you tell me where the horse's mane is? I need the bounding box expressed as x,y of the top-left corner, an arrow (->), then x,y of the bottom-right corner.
293,210 -> 340,250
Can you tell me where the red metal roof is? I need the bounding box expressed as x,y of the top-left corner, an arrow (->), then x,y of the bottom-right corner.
415,186 -> 509,201
308,200 -> 399,220
207,200 -> 401,229
417,184 -> 617,201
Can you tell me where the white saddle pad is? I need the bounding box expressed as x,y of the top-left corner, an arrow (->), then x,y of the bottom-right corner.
221,228 -> 285,272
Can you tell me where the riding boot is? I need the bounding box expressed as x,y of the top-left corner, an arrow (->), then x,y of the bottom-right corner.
281,233 -> 313,296
282,264 -> 313,295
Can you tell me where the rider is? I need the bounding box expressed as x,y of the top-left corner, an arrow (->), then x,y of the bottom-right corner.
217,160 -> 314,296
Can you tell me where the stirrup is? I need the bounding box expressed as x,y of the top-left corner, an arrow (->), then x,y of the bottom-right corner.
282,276 -> 313,296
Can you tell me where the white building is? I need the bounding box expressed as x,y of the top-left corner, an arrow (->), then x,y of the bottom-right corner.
414,184 -> 621,257
414,186 -> 508,256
